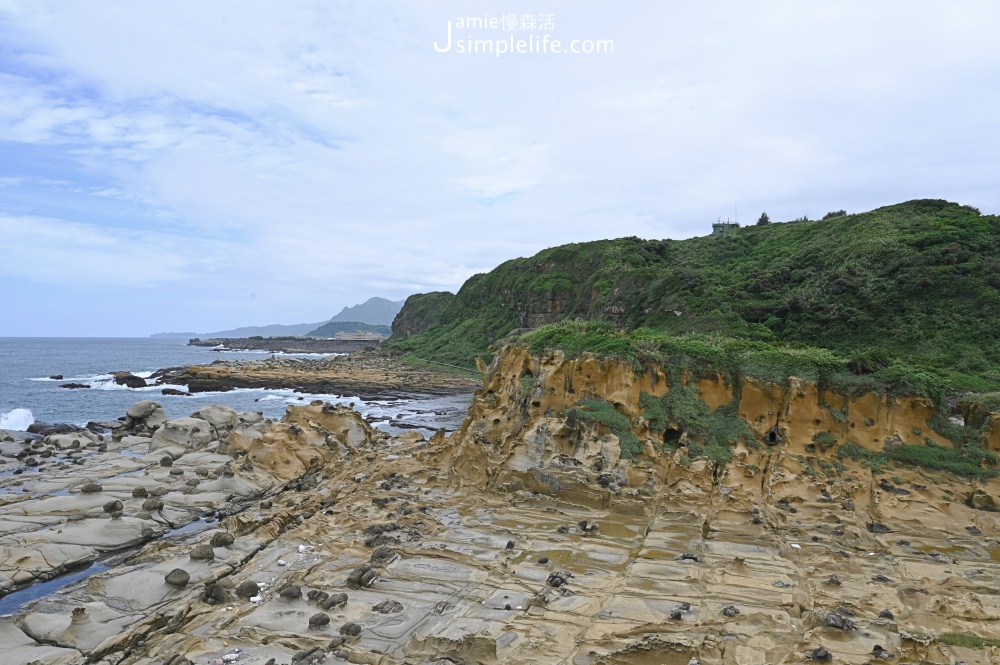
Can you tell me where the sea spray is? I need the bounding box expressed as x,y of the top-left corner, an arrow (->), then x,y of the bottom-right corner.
0,407 -> 34,431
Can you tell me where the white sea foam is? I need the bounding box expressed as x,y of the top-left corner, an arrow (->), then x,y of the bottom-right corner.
0,408 -> 34,431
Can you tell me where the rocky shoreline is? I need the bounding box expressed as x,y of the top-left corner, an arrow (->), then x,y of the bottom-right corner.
0,345 -> 998,665
126,353 -> 480,400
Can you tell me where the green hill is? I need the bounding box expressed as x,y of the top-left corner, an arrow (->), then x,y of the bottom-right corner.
305,321 -> 391,337
387,200 -> 1000,392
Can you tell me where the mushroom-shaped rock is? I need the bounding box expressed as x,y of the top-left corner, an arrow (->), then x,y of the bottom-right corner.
189,544 -> 215,561
103,500 -> 124,514
142,498 -> 165,512
339,622 -> 362,637
321,592 -> 348,610
210,532 -> 235,548
160,456 -> 173,467
165,568 -> 190,587
236,580 -> 261,598
308,613 -> 331,630
80,481 -> 102,494
279,584 -> 302,600
132,487 -> 149,498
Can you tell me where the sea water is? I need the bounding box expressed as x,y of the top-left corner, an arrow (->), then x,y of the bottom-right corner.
0,337 -> 471,434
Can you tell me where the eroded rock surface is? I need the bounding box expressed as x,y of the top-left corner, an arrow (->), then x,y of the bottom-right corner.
2,349 -> 999,665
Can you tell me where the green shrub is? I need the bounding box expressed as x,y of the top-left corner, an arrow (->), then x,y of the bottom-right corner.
576,400 -> 643,459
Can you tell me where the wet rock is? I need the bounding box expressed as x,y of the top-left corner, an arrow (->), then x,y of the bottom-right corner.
80,481 -> 102,494
236,580 -> 261,598
189,544 -> 215,561
722,605 -> 740,617
60,383 -> 91,389
102,500 -> 124,514
308,612 -> 331,629
823,612 -> 856,630
161,388 -> 189,396
321,592 -> 348,610
114,372 -> 147,388
279,583 -> 302,600
210,532 -> 235,548
165,569 -> 190,586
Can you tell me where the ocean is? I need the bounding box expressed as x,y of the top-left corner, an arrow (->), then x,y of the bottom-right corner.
0,337 -> 472,434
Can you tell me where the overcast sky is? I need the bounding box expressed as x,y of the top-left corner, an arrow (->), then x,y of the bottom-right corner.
1,1 -> 998,336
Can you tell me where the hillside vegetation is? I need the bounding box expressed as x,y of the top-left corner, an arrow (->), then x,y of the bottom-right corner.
387,200 -> 1000,393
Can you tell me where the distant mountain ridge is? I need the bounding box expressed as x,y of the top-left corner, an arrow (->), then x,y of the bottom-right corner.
150,296 -> 406,339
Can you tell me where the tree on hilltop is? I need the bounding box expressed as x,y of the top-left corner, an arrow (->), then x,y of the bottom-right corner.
756,212 -> 771,226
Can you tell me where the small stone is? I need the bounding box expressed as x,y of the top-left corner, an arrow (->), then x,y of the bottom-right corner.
160,456 -> 173,467
210,532 -> 235,548
823,612 -> 856,630
825,575 -> 841,586
164,568 -> 190,587
538,556 -> 549,564
807,646 -> 832,661
103,500 -> 124,513
339,622 -> 362,637
80,481 -> 102,494
279,583 -> 302,600
132,487 -> 148,498
372,599 -> 404,614
169,468 -> 184,476
722,605 -> 740,617
236,580 -> 260,598
308,612 -> 331,629
189,544 -> 215,560
878,609 -> 894,619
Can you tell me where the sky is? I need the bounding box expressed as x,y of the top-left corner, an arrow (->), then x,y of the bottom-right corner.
0,1 -> 998,336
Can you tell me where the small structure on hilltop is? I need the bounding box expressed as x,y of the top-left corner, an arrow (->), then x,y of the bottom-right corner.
712,218 -> 740,235
333,331 -> 386,341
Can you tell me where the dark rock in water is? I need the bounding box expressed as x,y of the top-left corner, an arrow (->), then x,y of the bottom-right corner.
321,592 -> 348,610
279,583 -> 302,599
59,383 -> 91,390
309,612 -> 330,630
48,375 -> 63,380
236,580 -> 260,598
113,372 -> 147,388
823,612 -> 856,630
161,388 -> 189,396
28,422 -> 82,435
338,622 -> 362,637
103,500 -> 124,513
372,599 -> 404,614
80,481 -> 102,494
807,646 -> 832,661
189,544 -> 215,560
142,498 -> 165,512
165,569 -> 190,587
210,532 -> 235,548
722,605 -> 740,617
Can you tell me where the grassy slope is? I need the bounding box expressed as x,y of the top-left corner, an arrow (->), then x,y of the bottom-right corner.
387,200 -> 1000,391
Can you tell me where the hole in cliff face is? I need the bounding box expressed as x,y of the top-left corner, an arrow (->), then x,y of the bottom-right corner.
805,444 -> 816,453
531,401 -> 541,408
663,428 -> 681,445
765,427 -> 783,446
493,419 -> 500,425
813,419 -> 821,426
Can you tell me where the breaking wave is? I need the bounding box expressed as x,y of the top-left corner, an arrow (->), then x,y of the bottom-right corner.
0,408 -> 34,431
